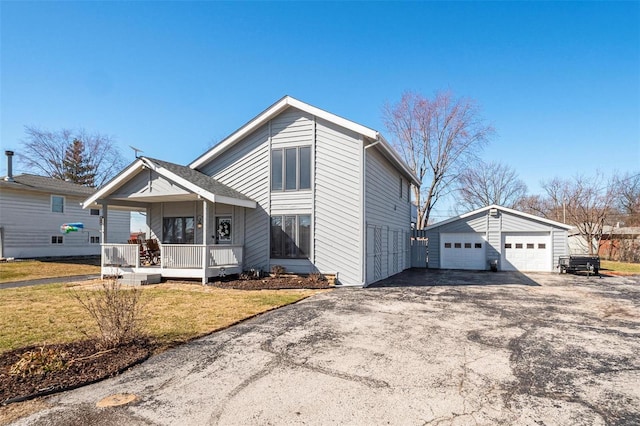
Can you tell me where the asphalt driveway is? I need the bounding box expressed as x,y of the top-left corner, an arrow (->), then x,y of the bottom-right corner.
13,270 -> 640,425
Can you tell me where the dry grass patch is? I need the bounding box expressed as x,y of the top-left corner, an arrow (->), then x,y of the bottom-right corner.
0,280 -> 323,354
0,260 -> 100,283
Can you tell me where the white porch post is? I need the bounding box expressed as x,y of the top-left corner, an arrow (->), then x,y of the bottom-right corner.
201,200 -> 208,284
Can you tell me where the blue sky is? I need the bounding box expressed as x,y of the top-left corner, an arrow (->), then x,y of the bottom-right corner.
2,1 -> 639,223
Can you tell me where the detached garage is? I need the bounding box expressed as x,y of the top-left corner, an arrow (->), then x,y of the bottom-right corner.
424,205 -> 572,272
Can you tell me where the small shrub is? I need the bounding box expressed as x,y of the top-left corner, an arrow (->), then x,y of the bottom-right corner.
239,268 -> 262,280
72,278 -> 146,350
270,265 -> 286,278
10,346 -> 69,378
307,272 -> 325,283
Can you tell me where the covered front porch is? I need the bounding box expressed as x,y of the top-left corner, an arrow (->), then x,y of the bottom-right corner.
83,157 -> 257,284
101,243 -> 244,282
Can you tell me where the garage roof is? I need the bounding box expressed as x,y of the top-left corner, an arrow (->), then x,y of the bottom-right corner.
424,205 -> 573,231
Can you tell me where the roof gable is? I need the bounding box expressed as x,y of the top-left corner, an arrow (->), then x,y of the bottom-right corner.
424,204 -> 573,231
82,157 -> 256,209
189,96 -> 420,186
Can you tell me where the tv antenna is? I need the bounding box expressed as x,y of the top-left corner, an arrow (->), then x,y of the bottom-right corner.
129,145 -> 144,158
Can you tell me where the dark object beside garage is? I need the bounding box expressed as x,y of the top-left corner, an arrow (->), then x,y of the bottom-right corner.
558,255 -> 600,275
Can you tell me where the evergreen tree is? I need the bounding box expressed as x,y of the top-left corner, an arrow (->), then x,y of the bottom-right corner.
60,139 -> 97,186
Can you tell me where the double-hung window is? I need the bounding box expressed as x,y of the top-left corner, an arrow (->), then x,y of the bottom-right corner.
271,146 -> 311,191
270,214 -> 311,259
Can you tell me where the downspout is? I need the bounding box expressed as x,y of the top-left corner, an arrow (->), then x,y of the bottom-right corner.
361,136 -> 381,287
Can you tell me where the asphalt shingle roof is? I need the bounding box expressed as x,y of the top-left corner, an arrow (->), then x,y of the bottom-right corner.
144,157 -> 253,202
0,174 -> 95,197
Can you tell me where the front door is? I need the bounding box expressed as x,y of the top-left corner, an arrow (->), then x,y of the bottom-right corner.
215,216 -> 232,244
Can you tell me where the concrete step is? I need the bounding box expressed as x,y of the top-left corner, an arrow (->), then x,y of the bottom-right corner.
119,273 -> 162,286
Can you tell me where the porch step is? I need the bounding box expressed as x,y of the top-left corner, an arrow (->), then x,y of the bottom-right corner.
119,273 -> 162,286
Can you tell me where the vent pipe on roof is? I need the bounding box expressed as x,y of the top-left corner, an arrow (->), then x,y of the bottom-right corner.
4,150 -> 14,182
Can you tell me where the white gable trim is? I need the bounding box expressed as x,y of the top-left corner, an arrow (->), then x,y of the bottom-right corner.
424,204 -> 572,231
82,159 -> 145,209
189,96 -> 420,185
82,158 -> 256,209
141,159 -> 256,208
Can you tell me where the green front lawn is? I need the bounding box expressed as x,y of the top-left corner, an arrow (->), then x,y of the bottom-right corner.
0,281 -> 321,353
600,260 -> 640,275
0,260 -> 100,283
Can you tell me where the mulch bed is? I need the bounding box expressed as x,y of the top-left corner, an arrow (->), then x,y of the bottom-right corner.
0,339 -> 151,405
209,274 -> 333,290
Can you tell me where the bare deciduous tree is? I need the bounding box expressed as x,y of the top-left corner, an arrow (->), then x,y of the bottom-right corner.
455,160 -> 527,211
613,171 -> 640,226
18,126 -> 125,187
383,90 -> 494,228
542,173 -> 616,255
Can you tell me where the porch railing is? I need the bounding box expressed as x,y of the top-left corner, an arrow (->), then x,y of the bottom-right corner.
208,245 -> 243,267
101,244 -> 243,270
163,244 -> 203,269
102,244 -> 138,267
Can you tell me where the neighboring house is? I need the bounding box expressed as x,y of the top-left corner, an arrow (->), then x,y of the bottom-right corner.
567,228 -> 598,255
424,205 -> 572,272
599,226 -> 640,262
0,152 -> 130,259
84,96 -> 420,285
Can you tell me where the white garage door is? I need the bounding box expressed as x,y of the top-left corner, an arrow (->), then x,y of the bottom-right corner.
502,233 -> 551,272
441,233 -> 486,270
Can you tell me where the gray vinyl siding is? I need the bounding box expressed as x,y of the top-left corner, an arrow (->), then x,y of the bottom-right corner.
501,212 -> 554,232
271,109 -> 314,148
197,124 -> 271,270
364,147 -> 412,283
315,117 -> 362,284
486,214 -> 501,265
426,208 -> 570,272
111,170 -> 190,199
269,108 -> 314,217
0,188 -> 129,258
552,229 -> 569,267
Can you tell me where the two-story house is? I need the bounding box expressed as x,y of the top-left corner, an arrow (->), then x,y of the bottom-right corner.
84,96 -> 420,285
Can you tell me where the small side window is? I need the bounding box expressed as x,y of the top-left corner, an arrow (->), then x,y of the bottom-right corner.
454,243 -> 462,248
526,243 -> 534,249
90,236 -> 100,244
464,243 -> 472,248
444,242 -> 452,248
475,243 -> 482,249
505,243 -> 512,249
51,236 -> 63,244
52,196 -> 64,213
90,209 -> 100,216
538,243 -> 546,249
515,243 -> 523,249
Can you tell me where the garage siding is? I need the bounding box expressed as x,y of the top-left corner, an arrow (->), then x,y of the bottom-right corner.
425,206 -> 571,272
552,229 -> 569,269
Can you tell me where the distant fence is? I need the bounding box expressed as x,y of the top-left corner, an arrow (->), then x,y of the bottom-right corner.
410,229 -> 428,268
